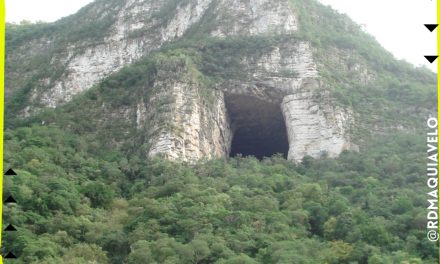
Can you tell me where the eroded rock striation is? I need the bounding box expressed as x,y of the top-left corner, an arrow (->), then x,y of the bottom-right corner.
135,41 -> 356,162
7,0 -> 360,162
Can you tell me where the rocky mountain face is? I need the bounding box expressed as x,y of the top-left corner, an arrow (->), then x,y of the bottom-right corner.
8,0 -> 297,109
5,0 -> 436,162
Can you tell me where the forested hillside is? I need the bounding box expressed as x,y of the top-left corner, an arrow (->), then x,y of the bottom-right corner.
2,125 -> 438,263
2,0 -> 438,263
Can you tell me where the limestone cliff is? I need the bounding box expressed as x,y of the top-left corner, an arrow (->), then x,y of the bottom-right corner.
8,0 -> 297,109
81,40 -> 356,162
143,57 -> 232,161
6,0 -> 435,163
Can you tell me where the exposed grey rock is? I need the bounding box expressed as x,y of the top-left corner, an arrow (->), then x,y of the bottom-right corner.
141,42 -> 356,162
7,0 -> 359,162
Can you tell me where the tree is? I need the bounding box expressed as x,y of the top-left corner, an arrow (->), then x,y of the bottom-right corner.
82,181 -> 115,208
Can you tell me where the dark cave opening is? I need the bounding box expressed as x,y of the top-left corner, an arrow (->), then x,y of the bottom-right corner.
226,94 -> 289,160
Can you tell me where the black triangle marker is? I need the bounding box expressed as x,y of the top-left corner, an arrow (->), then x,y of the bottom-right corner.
4,224 -> 17,231
424,56 -> 438,63
4,169 -> 16,176
425,24 -> 438,32
4,196 -> 17,204
4,252 -> 17,259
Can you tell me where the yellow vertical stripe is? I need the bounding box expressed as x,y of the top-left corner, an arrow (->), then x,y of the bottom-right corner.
0,0 -> 4,263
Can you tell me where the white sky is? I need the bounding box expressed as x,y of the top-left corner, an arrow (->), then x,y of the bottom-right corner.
4,0 -> 438,72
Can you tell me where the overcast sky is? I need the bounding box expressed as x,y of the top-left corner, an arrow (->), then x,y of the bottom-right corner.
5,0 -> 438,72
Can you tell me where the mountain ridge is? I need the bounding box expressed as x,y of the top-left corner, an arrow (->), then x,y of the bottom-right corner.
3,0 -> 439,263
5,0 -> 436,162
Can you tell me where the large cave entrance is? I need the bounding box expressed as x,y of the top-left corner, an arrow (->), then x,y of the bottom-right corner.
225,94 -> 289,159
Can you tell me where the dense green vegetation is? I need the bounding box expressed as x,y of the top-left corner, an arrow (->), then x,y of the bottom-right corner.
3,125 -> 438,263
